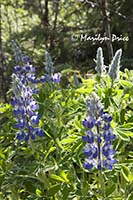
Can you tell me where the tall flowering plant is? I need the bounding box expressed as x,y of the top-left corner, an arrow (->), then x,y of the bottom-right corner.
40,51 -> 61,83
11,42 -> 43,141
82,92 -> 116,170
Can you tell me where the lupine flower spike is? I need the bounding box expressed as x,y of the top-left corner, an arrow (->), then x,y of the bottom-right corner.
108,49 -> 122,81
40,51 -> 61,83
95,47 -> 106,75
11,40 -> 24,64
82,92 -> 116,170
11,42 -> 43,141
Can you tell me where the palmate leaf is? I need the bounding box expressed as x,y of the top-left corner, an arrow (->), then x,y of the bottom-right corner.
118,123 -> 133,130
115,123 -> 133,141
119,80 -> 133,88
116,130 -> 130,141
121,165 -> 132,183
76,79 -> 95,94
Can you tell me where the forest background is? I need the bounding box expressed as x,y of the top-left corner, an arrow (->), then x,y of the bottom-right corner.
0,0 -> 133,102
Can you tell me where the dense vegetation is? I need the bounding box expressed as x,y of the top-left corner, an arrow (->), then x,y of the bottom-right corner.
0,45 -> 133,199
0,1 -> 133,199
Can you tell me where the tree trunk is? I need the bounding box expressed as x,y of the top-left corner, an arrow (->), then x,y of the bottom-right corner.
127,16 -> 133,57
123,0 -> 133,58
42,0 -> 49,26
99,0 -> 114,61
0,5 -> 8,102
50,0 -> 60,50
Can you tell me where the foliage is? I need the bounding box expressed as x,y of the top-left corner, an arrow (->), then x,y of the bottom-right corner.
0,48 -> 133,200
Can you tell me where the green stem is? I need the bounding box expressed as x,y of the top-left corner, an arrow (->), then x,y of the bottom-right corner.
29,138 -> 35,154
98,170 -> 105,198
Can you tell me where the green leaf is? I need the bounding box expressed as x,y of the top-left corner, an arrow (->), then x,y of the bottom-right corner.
128,102 -> 133,109
0,103 -> 11,113
105,183 -> 116,196
61,136 -> 78,144
74,116 -> 82,130
121,159 -> 133,164
129,151 -> 133,158
118,123 -> 133,130
121,166 -> 133,182
44,130 -> 52,138
62,185 -> 72,200
44,146 -> 56,160
128,174 -> 133,182
46,184 -> 60,197
60,171 -> 69,183
119,80 -> 132,87
25,180 -> 36,194
76,79 -> 95,94
10,186 -> 20,200
50,174 -> 67,182
121,166 -> 130,182
36,188 -> 42,197
43,165 -> 57,173
0,150 -> 6,160
37,170 -> 50,189
83,79 -> 95,85
120,109 -> 126,124
116,130 -> 130,141
127,192 -> 133,200
122,166 -> 130,176
56,138 -> 64,150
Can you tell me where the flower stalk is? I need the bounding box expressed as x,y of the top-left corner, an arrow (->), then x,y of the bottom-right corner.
11,42 -> 43,141
82,92 -> 116,170
40,51 -> 61,83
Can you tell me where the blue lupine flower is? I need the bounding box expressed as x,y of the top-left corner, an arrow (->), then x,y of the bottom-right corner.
52,73 -> 61,83
22,55 -> 31,64
103,130 -> 116,142
40,51 -> 61,83
103,157 -> 117,170
102,123 -> 110,130
83,143 -> 98,159
82,92 -> 116,170
82,116 -> 95,129
102,113 -> 112,122
35,128 -> 44,137
83,159 -> 94,170
82,130 -> 94,143
40,74 -> 50,82
11,44 -> 43,141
